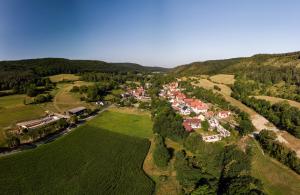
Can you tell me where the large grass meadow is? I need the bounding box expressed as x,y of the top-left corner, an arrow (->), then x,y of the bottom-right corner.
0,108 -> 154,194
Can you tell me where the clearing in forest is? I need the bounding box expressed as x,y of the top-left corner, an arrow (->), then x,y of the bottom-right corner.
48,74 -> 80,83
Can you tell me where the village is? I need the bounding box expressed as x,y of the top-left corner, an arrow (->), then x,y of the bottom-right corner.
158,82 -> 231,142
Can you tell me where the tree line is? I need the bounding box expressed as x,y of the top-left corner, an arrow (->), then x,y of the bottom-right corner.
232,82 -> 300,138
256,130 -> 300,174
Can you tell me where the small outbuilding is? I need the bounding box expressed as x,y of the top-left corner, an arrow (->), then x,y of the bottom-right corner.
67,107 -> 87,116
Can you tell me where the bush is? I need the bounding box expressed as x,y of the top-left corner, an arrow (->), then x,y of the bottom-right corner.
33,94 -> 52,104
201,120 -> 209,131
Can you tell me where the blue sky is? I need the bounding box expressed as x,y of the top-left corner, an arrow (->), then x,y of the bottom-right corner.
0,0 -> 299,67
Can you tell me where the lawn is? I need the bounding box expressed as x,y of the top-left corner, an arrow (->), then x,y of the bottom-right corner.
0,108 -> 154,194
89,108 -> 153,139
250,139 -> 300,195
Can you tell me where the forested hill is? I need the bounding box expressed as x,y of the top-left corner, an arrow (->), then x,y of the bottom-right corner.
172,51 -> 300,76
0,58 -> 167,92
0,58 -> 167,75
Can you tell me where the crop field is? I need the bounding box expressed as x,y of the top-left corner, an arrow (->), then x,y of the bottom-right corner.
250,139 -> 300,195
0,108 -> 154,194
254,95 -> 300,109
209,74 -> 235,85
48,74 -> 80,83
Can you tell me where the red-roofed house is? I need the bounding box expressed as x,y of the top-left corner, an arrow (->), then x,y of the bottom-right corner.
183,121 -> 193,132
190,100 -> 208,114
184,118 -> 201,129
183,118 -> 201,132
184,98 -> 194,105
218,111 -> 231,119
205,111 -> 214,118
176,92 -> 186,102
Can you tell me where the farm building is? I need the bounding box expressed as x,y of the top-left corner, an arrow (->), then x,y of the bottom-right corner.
16,115 -> 60,131
67,107 -> 87,116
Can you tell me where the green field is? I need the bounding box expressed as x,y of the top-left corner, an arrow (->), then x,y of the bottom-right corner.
0,95 -> 47,146
250,139 -> 300,195
0,108 -> 154,194
89,108 -> 153,139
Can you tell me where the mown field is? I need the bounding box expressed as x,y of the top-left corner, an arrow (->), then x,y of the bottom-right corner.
250,139 -> 300,195
53,81 -> 95,113
49,74 -> 80,83
0,108 -> 154,194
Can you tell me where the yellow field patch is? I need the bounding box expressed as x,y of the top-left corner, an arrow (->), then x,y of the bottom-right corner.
254,95 -> 300,109
191,78 -> 232,96
209,74 -> 235,85
49,74 -> 80,83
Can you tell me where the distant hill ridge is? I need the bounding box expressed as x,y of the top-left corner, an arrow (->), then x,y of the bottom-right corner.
172,51 -> 300,75
0,58 -> 167,75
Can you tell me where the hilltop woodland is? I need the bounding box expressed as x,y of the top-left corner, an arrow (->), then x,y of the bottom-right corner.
0,58 -> 165,96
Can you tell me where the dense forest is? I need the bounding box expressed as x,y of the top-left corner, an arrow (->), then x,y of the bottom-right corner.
0,58 -> 166,91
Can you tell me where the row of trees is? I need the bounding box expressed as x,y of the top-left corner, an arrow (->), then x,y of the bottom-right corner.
152,134 -> 171,167
233,83 -> 300,138
7,119 -> 69,148
256,130 -> 300,174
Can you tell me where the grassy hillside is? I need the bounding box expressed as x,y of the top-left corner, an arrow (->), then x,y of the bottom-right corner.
172,51 -> 300,75
251,139 -> 300,195
0,108 -> 154,194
